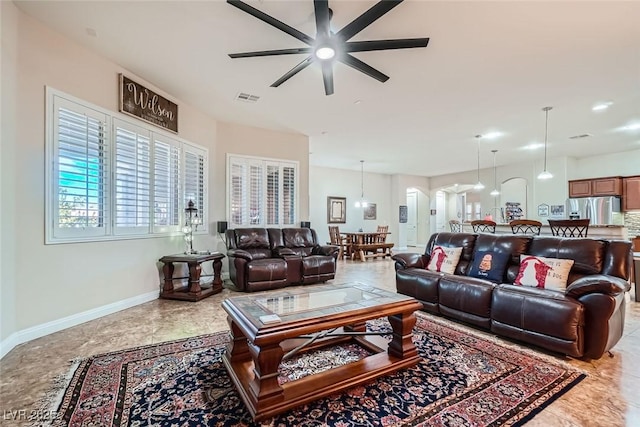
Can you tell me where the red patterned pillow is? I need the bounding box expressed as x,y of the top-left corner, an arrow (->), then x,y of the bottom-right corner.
514,255 -> 574,292
427,246 -> 463,275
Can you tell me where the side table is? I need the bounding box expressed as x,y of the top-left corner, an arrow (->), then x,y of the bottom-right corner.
159,252 -> 225,301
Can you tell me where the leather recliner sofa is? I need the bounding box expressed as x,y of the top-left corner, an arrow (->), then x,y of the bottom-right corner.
392,232 -> 633,360
225,227 -> 339,292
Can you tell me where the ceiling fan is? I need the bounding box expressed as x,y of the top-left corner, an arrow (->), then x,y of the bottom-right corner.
227,0 -> 429,95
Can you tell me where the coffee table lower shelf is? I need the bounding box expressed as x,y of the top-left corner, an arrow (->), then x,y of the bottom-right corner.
222,335 -> 419,421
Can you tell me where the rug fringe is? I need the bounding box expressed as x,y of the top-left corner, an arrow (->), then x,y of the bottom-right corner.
30,357 -> 84,427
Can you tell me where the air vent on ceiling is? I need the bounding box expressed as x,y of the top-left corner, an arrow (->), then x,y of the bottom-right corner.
569,133 -> 592,139
235,92 -> 260,103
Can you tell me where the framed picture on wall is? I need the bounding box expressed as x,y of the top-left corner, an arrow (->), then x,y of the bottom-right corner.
550,204 -> 565,218
538,203 -> 549,217
327,196 -> 346,223
364,204 -> 377,220
399,205 -> 408,223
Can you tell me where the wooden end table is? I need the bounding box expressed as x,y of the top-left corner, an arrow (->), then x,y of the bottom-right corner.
159,252 -> 225,301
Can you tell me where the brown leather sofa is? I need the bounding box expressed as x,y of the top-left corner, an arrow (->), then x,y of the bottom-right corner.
225,227 -> 339,292
392,232 -> 633,359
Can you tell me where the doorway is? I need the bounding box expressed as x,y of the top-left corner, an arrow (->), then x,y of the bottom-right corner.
406,190 -> 418,246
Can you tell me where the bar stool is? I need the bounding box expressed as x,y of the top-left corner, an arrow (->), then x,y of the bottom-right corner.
510,219 -> 542,235
471,220 -> 496,233
548,219 -> 590,237
449,220 -> 462,232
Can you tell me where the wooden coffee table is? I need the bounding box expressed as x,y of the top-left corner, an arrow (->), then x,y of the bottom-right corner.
221,282 -> 423,421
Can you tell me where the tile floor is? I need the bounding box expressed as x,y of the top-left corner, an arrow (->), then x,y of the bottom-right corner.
1,255 -> 639,426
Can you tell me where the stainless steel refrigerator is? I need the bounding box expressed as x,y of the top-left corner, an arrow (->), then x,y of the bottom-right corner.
566,196 -> 623,225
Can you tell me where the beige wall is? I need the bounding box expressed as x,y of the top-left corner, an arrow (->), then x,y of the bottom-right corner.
1,4 -> 308,353
1,1 -> 19,343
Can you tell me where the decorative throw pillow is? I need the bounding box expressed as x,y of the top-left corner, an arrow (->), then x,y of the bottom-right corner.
467,250 -> 511,283
427,246 -> 463,275
514,255 -> 575,292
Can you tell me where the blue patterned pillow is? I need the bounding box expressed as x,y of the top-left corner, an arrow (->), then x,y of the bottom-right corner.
467,250 -> 510,283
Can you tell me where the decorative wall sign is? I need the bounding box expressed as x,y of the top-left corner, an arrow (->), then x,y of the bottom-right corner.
538,204 -> 550,217
550,205 -> 565,218
364,204 -> 377,220
327,196 -> 346,223
399,205 -> 408,223
119,74 -> 178,133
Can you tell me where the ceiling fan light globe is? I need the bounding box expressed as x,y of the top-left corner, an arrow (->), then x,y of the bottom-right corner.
315,46 -> 335,60
537,170 -> 553,180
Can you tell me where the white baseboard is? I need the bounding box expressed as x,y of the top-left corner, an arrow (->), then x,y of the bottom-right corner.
0,290 -> 158,360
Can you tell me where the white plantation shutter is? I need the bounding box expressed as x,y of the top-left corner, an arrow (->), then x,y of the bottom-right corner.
46,89 -> 208,243
283,165 -> 296,225
266,164 -> 279,226
153,136 -> 181,232
183,144 -> 207,227
227,155 -> 297,227
52,97 -> 109,239
114,120 -> 151,234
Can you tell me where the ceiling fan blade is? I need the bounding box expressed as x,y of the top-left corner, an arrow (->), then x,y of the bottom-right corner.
227,0 -> 314,45
345,38 -> 429,53
314,0 -> 331,37
271,56 -> 314,87
336,0 -> 403,41
339,54 -> 389,83
321,62 -> 334,95
229,47 -> 312,58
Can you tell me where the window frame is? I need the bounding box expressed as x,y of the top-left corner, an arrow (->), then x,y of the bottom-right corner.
226,154 -> 299,228
45,87 -> 209,244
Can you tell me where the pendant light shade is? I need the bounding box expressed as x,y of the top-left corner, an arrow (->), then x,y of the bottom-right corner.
490,149 -> 500,196
538,106 -> 554,180
473,135 -> 485,191
354,160 -> 368,208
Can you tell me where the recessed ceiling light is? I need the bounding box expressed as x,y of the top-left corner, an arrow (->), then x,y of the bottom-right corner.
521,143 -> 544,150
354,100 -> 362,105
592,102 -> 612,111
85,27 -> 97,37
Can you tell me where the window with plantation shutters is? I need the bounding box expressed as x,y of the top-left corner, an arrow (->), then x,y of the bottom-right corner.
227,155 -> 298,228
50,97 -> 109,240
153,135 -> 181,232
183,144 -> 206,225
46,88 -> 209,243
114,119 -> 151,234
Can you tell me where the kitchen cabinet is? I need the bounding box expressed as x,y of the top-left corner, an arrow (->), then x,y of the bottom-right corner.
568,180 -> 591,197
623,176 -> 640,211
568,177 -> 622,197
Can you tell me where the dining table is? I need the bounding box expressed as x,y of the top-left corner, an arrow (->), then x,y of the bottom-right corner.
340,231 -> 393,261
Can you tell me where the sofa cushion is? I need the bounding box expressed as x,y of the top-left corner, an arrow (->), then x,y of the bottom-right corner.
395,269 -> 441,314
439,275 -> 495,329
467,250 -> 511,283
426,232 -> 477,275
514,255 -> 574,292
427,246 -> 462,274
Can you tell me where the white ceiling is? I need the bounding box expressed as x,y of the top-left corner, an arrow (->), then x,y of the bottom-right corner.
14,1 -> 640,177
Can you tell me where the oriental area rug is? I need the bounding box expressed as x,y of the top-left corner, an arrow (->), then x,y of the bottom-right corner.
36,314 -> 585,427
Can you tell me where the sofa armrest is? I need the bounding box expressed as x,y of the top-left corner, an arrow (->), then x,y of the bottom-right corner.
391,253 -> 427,270
312,245 -> 339,257
273,246 -> 296,258
226,249 -> 253,262
565,274 -> 628,299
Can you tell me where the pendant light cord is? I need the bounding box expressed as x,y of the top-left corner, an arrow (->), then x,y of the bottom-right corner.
542,106 -> 552,172
476,135 -> 481,182
360,160 -> 364,199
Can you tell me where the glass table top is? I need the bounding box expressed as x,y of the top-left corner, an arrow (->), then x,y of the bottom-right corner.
224,282 -> 414,326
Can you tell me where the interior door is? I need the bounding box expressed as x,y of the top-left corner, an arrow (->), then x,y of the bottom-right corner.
436,191 -> 446,232
406,191 -> 418,246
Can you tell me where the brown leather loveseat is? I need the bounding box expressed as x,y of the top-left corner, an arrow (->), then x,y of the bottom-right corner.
392,232 -> 633,359
225,227 -> 339,292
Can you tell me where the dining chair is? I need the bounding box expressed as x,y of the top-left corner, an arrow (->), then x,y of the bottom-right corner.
327,226 -> 348,258
449,220 -> 462,232
471,219 -> 496,234
509,219 -> 542,235
548,219 -> 590,237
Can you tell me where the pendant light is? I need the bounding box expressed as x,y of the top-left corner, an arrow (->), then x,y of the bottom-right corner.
354,160 -> 368,208
490,150 -> 500,196
537,106 -> 554,180
473,135 -> 485,191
